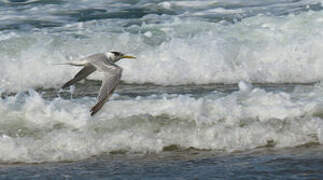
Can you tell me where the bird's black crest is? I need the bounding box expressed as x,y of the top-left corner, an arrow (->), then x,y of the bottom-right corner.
111,51 -> 123,57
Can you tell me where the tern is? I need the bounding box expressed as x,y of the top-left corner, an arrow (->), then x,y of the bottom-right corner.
61,51 -> 136,116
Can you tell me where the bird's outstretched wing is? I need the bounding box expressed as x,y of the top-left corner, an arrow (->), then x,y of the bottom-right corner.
89,62 -> 122,116
62,65 -> 96,89
61,54 -> 107,89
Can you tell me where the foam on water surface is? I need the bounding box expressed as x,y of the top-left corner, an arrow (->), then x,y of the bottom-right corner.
1,7 -> 323,92
0,84 -> 323,163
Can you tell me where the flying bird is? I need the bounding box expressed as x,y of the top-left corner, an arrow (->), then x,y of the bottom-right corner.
61,51 -> 136,116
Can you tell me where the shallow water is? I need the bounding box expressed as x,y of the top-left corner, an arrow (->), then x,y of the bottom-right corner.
1,145 -> 323,179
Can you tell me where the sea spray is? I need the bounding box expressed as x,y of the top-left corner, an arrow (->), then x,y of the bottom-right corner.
0,85 -> 322,162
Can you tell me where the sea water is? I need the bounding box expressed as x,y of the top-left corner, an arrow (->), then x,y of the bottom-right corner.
1,0 -> 323,179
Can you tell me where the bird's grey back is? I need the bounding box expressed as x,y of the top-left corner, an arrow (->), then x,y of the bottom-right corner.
86,53 -> 111,64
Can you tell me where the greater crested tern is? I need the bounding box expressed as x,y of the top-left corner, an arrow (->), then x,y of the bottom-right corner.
62,51 -> 136,116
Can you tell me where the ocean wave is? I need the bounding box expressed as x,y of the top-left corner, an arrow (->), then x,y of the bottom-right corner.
1,83 -> 323,163
1,10 -> 323,92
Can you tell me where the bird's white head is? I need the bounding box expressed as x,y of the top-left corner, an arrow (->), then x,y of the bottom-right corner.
105,51 -> 136,63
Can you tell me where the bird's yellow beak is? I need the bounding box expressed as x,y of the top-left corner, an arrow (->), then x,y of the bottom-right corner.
122,55 -> 136,59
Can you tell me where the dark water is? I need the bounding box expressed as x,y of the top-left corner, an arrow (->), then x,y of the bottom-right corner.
1,145 -> 323,179
7,80 -> 313,100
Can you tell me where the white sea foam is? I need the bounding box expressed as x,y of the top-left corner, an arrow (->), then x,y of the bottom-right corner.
118,13 -> 323,86
0,84 -> 323,163
159,0 -> 218,10
1,8 -> 323,92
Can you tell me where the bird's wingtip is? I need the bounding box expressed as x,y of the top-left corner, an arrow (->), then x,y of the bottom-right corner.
90,109 -> 98,116
90,105 -> 98,116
